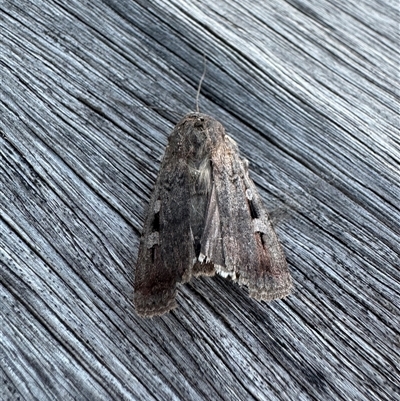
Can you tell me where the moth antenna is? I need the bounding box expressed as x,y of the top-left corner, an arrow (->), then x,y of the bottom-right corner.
196,55 -> 207,113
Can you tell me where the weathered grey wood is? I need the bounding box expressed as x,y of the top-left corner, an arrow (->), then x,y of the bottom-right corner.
0,0 -> 398,400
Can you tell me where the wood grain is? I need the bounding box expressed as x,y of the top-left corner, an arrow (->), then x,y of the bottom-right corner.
1,0 -> 399,400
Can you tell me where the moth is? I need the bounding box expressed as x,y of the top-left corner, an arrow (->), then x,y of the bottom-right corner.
134,112 -> 292,317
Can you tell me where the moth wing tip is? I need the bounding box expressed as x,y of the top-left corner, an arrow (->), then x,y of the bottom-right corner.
135,299 -> 178,318
134,289 -> 178,318
248,279 -> 293,302
215,265 -> 293,302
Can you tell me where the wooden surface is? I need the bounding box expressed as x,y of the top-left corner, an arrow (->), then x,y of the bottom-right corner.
1,1 -> 399,400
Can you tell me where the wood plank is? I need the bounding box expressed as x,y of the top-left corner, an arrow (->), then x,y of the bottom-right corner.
1,0 -> 399,400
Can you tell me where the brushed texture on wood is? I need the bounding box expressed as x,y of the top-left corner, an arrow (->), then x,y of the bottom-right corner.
0,0 -> 399,400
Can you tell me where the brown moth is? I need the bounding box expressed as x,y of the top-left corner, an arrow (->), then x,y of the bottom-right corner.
134,112 -> 292,317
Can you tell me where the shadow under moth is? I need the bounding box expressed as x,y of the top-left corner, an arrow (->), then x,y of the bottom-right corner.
134,112 -> 292,317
